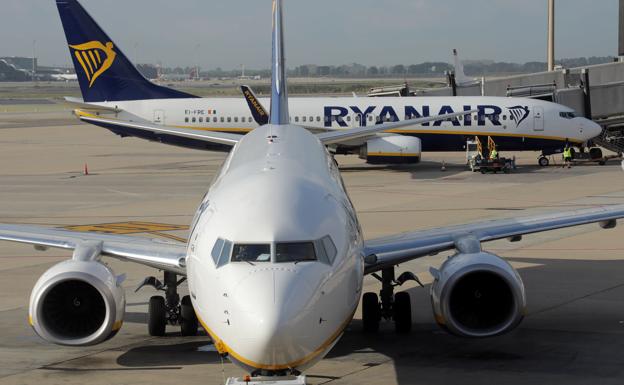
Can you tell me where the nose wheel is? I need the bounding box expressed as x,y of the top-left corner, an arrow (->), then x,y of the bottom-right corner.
139,272 -> 198,336
361,268 -> 421,333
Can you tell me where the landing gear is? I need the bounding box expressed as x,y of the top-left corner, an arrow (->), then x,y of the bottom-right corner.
362,292 -> 380,333
361,268 -> 422,333
148,296 -> 166,336
538,156 -> 549,167
180,295 -> 198,336
139,271 -> 198,336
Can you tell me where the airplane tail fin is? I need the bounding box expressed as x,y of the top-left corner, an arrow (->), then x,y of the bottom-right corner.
241,86 -> 269,125
269,0 -> 290,125
56,0 -> 196,102
452,48 -> 471,86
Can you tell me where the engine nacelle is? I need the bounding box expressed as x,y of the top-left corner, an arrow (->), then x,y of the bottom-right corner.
430,251 -> 526,338
359,135 -> 422,164
29,260 -> 125,346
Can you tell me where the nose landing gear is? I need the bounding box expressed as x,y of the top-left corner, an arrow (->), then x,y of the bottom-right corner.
361,268 -> 423,334
137,271 -> 198,336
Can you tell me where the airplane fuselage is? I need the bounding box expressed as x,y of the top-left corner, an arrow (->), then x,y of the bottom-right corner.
186,124 -> 364,373
86,96 -> 599,153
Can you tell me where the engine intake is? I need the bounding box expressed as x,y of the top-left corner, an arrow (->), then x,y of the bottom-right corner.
430,252 -> 526,338
29,260 -> 125,346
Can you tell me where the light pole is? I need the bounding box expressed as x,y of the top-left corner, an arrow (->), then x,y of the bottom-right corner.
547,0 -> 555,71
32,40 -> 37,83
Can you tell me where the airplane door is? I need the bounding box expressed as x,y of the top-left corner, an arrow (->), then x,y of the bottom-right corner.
153,109 -> 165,125
533,106 -> 544,131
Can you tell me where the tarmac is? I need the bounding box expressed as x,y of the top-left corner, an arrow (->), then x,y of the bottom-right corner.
1,111 -> 624,385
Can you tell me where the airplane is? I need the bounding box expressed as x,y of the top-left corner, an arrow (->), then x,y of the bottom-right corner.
1,1 -> 623,384
51,73 -> 78,81
57,0 -> 601,167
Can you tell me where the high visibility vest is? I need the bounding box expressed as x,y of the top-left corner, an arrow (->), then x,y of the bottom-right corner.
564,148 -> 572,158
490,149 -> 498,159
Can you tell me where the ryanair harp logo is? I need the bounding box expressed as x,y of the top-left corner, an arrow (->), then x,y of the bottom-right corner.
507,106 -> 530,127
69,41 -> 116,88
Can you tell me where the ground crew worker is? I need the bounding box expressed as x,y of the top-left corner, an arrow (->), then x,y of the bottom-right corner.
489,146 -> 499,160
563,145 -> 573,168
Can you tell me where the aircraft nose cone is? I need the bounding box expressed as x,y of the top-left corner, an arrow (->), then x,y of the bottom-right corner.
582,118 -> 602,139
233,267 -> 318,367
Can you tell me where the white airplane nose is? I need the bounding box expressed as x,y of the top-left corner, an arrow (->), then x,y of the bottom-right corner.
232,267 -> 320,368
582,118 -> 602,140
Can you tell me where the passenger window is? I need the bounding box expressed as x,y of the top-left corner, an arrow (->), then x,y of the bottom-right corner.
234,117 -> 238,123
317,116 -> 321,122
232,244 -> 271,262
192,117 -> 196,123
199,117 -> 203,123
213,117 -> 218,123
275,242 -> 316,263
302,116 -> 307,122
347,116 -> 351,122
295,116 -> 299,122
309,116 -> 314,122
227,117 -> 232,123
249,117 -> 253,123
220,117 -> 224,123
185,117 -> 189,123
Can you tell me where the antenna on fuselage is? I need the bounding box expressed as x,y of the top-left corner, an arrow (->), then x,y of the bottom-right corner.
269,0 -> 289,126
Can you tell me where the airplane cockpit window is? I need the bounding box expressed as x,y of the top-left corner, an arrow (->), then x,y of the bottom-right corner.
559,111 -> 576,119
320,235 -> 337,264
232,244 -> 271,263
275,242 -> 316,263
211,238 -> 233,268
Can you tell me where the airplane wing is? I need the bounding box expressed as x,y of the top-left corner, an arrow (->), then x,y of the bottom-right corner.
363,204 -> 624,274
0,224 -> 187,274
76,110 -> 242,147
317,110 -> 476,145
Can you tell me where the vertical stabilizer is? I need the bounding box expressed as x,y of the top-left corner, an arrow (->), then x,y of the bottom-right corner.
56,0 -> 197,102
453,48 -> 472,86
269,0 -> 290,125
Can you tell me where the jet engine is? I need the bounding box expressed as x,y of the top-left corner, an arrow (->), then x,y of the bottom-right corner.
430,251 -> 526,338
359,135 -> 421,164
29,260 -> 125,346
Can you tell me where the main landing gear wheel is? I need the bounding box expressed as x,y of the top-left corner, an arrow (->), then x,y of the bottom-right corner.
362,292 -> 381,333
138,271 -> 188,337
180,295 -> 199,336
538,156 -> 549,167
148,295 -> 167,336
393,291 -> 412,333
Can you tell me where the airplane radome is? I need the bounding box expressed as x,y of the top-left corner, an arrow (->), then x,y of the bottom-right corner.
0,0 -> 621,385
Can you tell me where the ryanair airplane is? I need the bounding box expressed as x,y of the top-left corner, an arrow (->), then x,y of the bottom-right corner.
1,1 -> 624,384
57,0 -> 600,167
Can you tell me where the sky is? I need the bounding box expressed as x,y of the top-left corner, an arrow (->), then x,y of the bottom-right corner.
0,0 -> 619,69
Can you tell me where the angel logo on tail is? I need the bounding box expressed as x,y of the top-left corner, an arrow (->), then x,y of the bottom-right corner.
69,41 -> 116,88
507,106 -> 530,127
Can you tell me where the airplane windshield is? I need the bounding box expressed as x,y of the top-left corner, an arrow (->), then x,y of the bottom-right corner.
231,244 -> 271,262
275,242 -> 317,263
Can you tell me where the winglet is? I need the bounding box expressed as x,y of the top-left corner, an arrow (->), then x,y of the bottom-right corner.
269,0 -> 289,125
241,85 -> 269,125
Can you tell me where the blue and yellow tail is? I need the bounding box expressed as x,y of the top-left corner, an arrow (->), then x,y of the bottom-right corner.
56,0 -> 196,102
